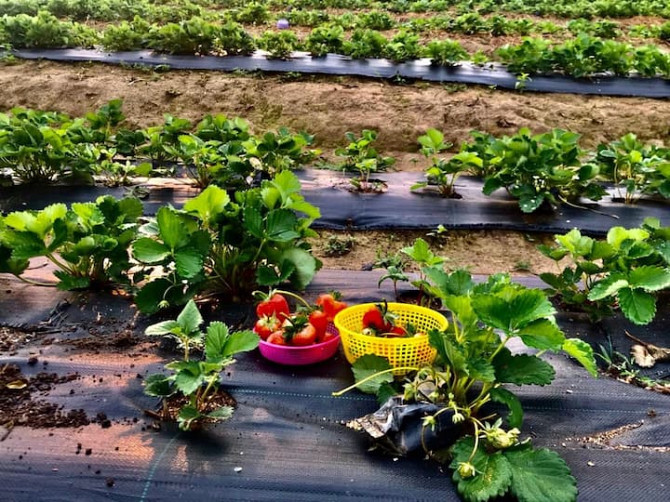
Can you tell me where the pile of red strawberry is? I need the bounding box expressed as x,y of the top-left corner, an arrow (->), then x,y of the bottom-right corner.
361,302 -> 418,337
254,291 -> 347,346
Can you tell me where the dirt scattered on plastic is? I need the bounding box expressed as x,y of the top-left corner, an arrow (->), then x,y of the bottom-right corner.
0,364 -> 90,428
0,327 -> 33,353
572,421 -> 670,453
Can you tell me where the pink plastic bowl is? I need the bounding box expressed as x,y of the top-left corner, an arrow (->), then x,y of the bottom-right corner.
257,325 -> 340,366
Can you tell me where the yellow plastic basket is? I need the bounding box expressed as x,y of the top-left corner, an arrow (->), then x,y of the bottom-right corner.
334,303 -> 449,375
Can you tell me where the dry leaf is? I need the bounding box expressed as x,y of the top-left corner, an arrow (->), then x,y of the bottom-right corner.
631,345 -> 656,368
6,380 -> 27,390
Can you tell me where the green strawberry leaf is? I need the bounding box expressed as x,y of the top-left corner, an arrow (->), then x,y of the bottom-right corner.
143,373 -> 175,397
53,271 -> 91,291
628,266 -> 670,292
157,206 -> 190,250
617,287 -> 656,325
177,300 -> 204,335
135,278 -> 172,314
517,319 -> 565,351
588,276 -> 628,301
183,185 -> 230,225
562,338 -> 598,377
504,444 -> 577,502
207,406 -> 234,421
177,405 -> 202,430
450,437 -> 513,502
351,354 -> 393,395
132,238 -> 170,264
169,361 -> 205,395
174,247 -> 205,279
280,247 -> 320,290
266,209 -> 300,242
492,349 -> 555,386
489,387 -> 523,429
468,357 -> 497,383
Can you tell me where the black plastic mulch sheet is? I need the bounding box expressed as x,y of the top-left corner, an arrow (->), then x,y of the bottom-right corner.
1,171 -> 667,236
1,270 -> 669,501
10,49 -> 670,99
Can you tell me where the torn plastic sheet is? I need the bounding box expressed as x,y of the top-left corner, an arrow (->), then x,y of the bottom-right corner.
348,396 -> 461,456
8,49 -> 670,99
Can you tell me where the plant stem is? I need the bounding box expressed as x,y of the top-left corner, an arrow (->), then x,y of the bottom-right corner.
332,367 -> 419,397
15,275 -> 57,287
272,289 -> 311,309
467,421 -> 480,464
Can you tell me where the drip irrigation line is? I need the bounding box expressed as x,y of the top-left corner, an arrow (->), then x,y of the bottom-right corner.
7,49 -> 670,99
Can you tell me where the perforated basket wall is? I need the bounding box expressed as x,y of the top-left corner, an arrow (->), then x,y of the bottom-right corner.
334,303 -> 448,376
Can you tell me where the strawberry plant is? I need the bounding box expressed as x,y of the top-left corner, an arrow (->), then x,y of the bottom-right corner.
144,300 -> 258,430
411,128 -> 482,198
170,134 -> 228,188
0,196 -> 143,290
304,24 -> 345,57
132,171 -> 321,313
147,17 -> 218,55
101,16 -> 150,52
0,120 -> 99,184
139,114 -> 192,166
383,30 -> 421,63
594,133 -> 670,203
195,114 -> 251,143
232,2 -> 271,25
336,130 -> 395,191
343,29 -> 388,59
374,249 -> 409,300
356,10 -> 394,31
215,21 -> 255,56
97,159 -> 152,187
336,269 -> 596,502
242,128 -> 319,174
469,128 -> 606,213
424,40 -> 468,66
257,30 -> 299,59
0,10 -> 97,49
539,219 -> 670,325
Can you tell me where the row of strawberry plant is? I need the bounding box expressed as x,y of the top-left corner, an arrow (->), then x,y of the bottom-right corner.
0,100 -> 318,187
4,0 -> 668,21
5,0 -> 670,45
2,13 -> 670,79
3,102 -> 669,214
376,218 -> 670,328
0,171 -> 322,313
3,102 -> 668,211
413,127 -> 670,212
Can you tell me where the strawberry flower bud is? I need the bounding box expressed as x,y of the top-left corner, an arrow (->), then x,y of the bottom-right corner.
457,462 -> 477,479
485,427 -> 520,449
422,415 -> 437,430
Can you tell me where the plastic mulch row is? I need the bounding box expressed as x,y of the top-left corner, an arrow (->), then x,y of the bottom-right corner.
0,270 -> 669,501
1,171 -> 667,237
8,49 -> 670,99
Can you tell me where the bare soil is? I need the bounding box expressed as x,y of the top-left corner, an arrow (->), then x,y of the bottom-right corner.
310,229 -> 561,275
0,61 -> 668,172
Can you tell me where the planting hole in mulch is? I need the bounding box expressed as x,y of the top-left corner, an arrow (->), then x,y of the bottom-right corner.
146,390 -> 236,430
